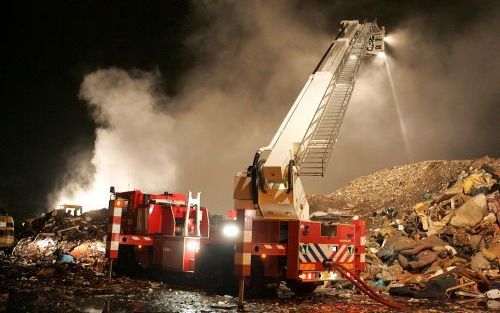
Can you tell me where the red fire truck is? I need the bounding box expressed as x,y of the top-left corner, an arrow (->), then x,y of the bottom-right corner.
106,189 -> 209,274
106,21 -> 404,310
106,188 -> 366,296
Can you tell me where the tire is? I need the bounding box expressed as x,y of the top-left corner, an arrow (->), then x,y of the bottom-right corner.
195,245 -> 279,298
115,245 -> 143,276
286,280 -> 320,295
195,243 -> 237,295
244,257 -> 279,298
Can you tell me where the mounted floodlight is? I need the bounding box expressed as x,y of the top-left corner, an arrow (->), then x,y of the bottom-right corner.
222,223 -> 240,238
186,240 -> 200,252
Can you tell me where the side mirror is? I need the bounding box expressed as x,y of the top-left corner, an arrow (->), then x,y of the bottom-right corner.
302,225 -> 310,236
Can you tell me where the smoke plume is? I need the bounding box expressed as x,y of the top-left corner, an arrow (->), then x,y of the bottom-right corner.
50,1 -> 500,212
49,1 -> 331,212
49,70 -> 178,209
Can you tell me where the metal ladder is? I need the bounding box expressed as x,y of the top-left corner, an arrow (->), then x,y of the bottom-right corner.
296,23 -> 373,176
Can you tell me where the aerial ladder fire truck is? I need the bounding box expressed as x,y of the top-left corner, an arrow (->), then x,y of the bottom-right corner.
106,20 -> 402,310
229,19 -> 393,303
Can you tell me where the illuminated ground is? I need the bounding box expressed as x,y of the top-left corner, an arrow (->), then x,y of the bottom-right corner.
0,262 -> 487,313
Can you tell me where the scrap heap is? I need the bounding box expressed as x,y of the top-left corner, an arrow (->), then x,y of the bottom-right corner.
9,208 -> 108,272
310,157 -> 499,306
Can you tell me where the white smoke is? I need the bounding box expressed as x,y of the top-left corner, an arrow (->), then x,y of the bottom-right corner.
49,1 -> 330,212
49,1 -> 500,212
49,69 -> 178,210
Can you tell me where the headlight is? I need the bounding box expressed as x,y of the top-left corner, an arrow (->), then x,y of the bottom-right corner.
329,272 -> 338,280
186,240 -> 200,251
222,223 -> 239,238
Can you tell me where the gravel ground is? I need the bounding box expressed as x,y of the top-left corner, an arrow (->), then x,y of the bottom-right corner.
0,262 -> 491,313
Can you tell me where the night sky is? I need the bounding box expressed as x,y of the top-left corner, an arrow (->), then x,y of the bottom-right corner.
2,0 -> 499,220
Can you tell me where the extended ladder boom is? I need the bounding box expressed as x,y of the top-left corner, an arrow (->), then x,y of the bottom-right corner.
297,22 -> 383,176
233,20 -> 385,221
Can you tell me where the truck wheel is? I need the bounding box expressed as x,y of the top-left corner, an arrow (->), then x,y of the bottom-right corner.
245,257 -> 278,298
246,275 -> 278,298
115,245 -> 143,276
195,243 -> 237,295
286,280 -> 320,295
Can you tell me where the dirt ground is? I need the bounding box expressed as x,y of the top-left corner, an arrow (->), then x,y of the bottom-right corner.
0,260 -> 492,313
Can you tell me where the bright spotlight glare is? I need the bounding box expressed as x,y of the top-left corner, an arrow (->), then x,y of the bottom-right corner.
329,271 -> 338,280
377,51 -> 386,59
186,240 -> 200,251
383,35 -> 393,44
222,223 -> 240,238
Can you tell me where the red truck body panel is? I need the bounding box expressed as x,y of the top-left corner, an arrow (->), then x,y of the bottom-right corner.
107,190 -> 208,273
106,190 -> 365,284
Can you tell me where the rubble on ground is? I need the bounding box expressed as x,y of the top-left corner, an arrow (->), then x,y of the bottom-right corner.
311,156 -> 500,302
10,208 -> 108,272
0,258 -> 167,312
18,208 -> 107,241
309,159 -> 484,225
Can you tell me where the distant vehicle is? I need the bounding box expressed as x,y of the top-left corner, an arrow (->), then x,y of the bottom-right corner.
57,204 -> 83,216
0,210 -> 15,248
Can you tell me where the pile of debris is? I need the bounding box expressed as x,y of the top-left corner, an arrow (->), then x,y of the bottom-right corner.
309,159 -> 477,222
366,163 -> 499,280
11,234 -> 106,272
10,208 -> 108,272
18,208 -> 107,241
312,157 -> 500,306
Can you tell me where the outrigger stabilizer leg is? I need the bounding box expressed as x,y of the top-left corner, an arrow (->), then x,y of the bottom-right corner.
237,277 -> 245,311
108,260 -> 113,281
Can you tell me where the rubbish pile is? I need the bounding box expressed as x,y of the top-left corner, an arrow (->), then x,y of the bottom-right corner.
309,159 -> 476,226
312,157 -> 500,306
18,208 -> 107,241
10,208 -> 108,272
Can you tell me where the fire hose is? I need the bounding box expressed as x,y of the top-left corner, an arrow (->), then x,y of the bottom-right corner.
332,261 -> 405,311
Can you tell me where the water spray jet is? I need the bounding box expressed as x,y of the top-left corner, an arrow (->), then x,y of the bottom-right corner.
383,54 -> 411,158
